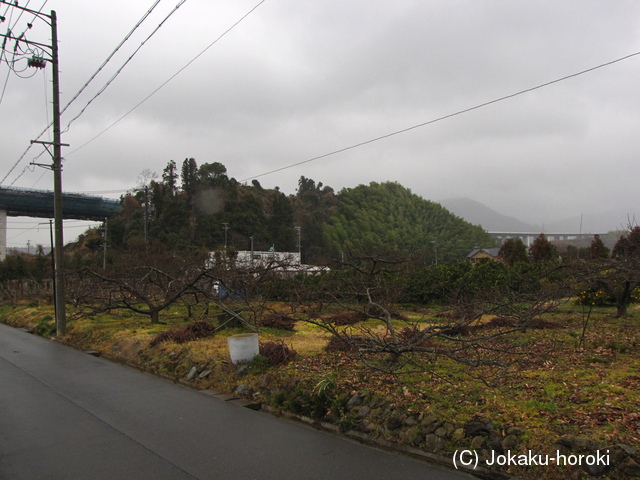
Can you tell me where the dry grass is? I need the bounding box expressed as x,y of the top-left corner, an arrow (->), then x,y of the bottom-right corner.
2,301 -> 640,480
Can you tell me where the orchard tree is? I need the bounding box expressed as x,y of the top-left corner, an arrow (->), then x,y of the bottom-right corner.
581,226 -> 640,317
275,250 -> 563,380
70,250 -> 214,324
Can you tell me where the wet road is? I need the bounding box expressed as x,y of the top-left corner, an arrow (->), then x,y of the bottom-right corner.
0,323 -> 475,480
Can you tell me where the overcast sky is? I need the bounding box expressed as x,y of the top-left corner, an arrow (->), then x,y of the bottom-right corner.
2,0 -> 640,248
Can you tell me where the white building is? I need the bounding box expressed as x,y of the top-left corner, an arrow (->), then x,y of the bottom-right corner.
233,250 -> 301,268
208,250 -> 327,274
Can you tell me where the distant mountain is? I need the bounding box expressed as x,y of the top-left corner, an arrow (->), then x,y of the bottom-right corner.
440,198 -> 540,232
440,198 -> 633,235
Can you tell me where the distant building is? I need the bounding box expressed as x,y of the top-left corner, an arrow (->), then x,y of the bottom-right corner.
208,250 -> 327,275
233,250 -> 301,268
467,248 -> 501,264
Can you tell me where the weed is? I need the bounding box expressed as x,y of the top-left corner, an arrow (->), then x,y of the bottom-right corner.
248,354 -> 271,372
525,400 -> 558,413
337,414 -> 359,433
586,357 -> 609,364
607,341 -> 628,354
35,315 -> 55,336
313,373 -> 336,397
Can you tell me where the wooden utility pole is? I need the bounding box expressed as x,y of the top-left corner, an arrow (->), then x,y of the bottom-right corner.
1,4 -> 67,334
51,10 -> 66,335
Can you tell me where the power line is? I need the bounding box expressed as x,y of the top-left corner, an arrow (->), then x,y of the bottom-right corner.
0,0 -> 166,186
240,50 -> 640,183
67,0 -> 266,156
59,0 -> 163,120
0,0 -> 54,185
62,0 -> 187,135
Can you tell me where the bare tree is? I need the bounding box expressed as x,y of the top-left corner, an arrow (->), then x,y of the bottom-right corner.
66,248 -> 217,324
279,252 -> 566,380
575,226 -> 640,317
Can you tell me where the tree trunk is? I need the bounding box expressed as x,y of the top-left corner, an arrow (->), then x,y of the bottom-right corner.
615,281 -> 631,318
616,300 -> 629,318
150,309 -> 161,324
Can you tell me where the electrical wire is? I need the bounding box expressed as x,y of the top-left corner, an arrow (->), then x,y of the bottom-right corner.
240,50 -> 640,183
0,1 -> 50,183
62,0 -> 187,134
59,0 -> 163,119
67,0 -> 266,156
0,0 -> 48,79
0,0 -> 162,185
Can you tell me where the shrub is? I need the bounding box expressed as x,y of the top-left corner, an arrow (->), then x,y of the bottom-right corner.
149,321 -> 217,347
259,340 -> 297,365
326,311 -> 368,326
260,314 -> 297,331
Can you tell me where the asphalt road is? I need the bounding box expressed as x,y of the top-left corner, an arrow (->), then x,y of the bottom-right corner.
0,323 -> 475,480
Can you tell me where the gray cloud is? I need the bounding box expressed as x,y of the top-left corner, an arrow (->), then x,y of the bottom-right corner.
3,0 -> 640,247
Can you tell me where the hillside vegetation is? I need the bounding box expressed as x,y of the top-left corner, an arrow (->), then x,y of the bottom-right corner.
102,159 -> 495,265
325,182 -> 494,263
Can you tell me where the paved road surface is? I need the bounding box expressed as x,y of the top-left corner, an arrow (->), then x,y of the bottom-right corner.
0,323 -> 475,480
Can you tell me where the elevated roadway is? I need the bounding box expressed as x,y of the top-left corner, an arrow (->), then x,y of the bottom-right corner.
488,231 -> 601,247
0,186 -> 121,260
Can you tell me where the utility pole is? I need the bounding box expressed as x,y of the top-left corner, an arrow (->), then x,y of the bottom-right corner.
102,218 -> 108,270
295,226 -> 301,264
143,185 -> 149,244
51,10 -> 66,336
49,219 -> 57,321
222,223 -> 229,249
1,5 -> 67,334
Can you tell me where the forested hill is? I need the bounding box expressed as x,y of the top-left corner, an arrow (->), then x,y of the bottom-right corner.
324,182 -> 496,264
104,159 -> 495,265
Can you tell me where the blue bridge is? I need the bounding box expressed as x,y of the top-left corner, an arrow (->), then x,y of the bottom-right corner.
0,186 -> 121,259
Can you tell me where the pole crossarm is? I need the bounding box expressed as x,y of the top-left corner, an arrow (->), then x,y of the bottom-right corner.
0,32 -> 53,53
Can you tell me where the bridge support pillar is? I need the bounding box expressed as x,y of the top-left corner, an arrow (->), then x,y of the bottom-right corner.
0,209 -> 6,261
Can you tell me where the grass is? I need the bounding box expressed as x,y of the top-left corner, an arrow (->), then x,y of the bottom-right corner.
1,301 -> 639,479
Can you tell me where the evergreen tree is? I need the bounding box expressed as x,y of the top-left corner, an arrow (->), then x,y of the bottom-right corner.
498,238 -> 529,265
198,162 -> 229,189
588,234 -> 609,260
162,160 -> 178,195
529,234 -> 557,262
293,176 -> 336,263
181,158 -> 199,199
268,190 -> 295,251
